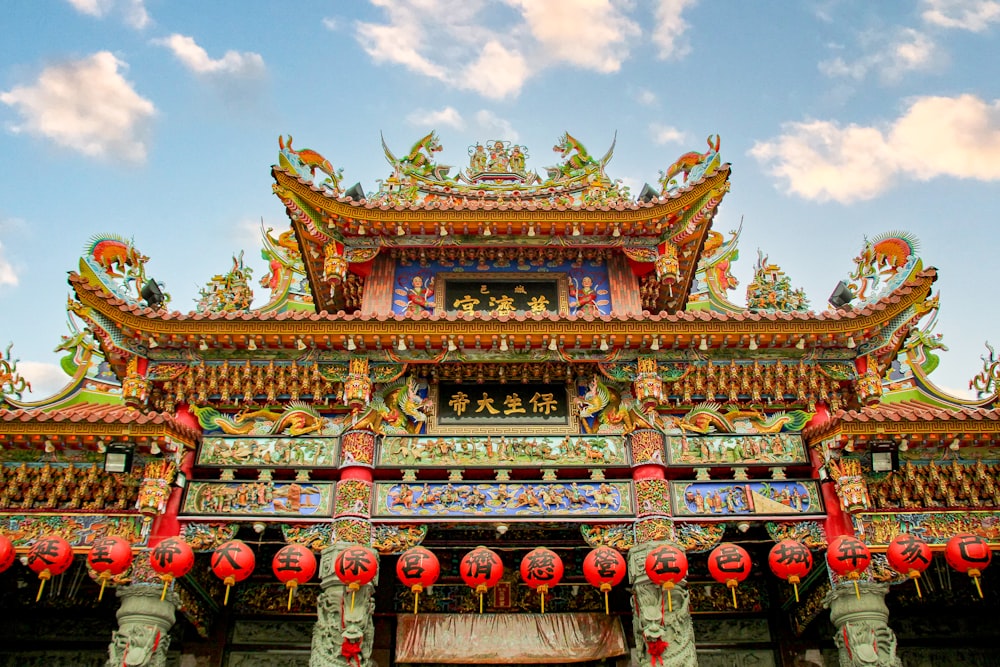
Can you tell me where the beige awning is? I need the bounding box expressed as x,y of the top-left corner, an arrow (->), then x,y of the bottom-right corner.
395,612 -> 629,664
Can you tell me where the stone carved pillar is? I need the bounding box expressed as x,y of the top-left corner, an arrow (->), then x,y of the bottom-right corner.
628,541 -> 697,667
826,582 -> 901,667
106,584 -> 178,667
310,542 -> 378,667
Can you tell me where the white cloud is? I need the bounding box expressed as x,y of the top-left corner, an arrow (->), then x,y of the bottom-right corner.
511,0 -> 639,72
18,361 -> 70,399
322,17 -> 339,31
750,94 -> 1000,203
406,107 -> 465,130
352,0 -> 676,99
460,40 -> 529,99
155,34 -> 265,77
474,111 -> 519,141
819,28 -> 940,82
0,241 -> 17,287
650,123 -> 685,145
66,0 -> 150,29
635,88 -> 657,106
922,0 -> 1000,31
652,0 -> 698,59
0,52 -> 155,163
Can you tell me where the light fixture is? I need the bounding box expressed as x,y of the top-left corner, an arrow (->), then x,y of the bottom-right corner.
796,337 -> 806,350
247,338 -> 257,351
199,339 -> 209,351
844,438 -> 855,452
899,437 -> 909,452
346,337 -> 356,351
699,337 -> 708,351
748,336 -> 758,351
871,440 -> 897,472
949,439 -> 960,451
397,338 -> 407,351
548,338 -> 558,351
440,224 -> 448,237
499,337 -> 509,352
44,440 -> 55,453
150,442 -> 161,455
448,337 -> 457,352
296,338 -> 307,351
357,223 -> 366,235
599,337 -> 609,352
104,443 -> 135,474
650,337 -> 660,351
572,223 -> 581,236
483,225 -> 492,237
527,223 -> 536,237
148,336 -> 158,349
396,224 -> 406,236
847,336 -> 856,349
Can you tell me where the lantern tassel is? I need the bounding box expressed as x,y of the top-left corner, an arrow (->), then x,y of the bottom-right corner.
727,580 -> 739,609
853,579 -> 860,599
414,589 -> 419,616
35,571 -> 51,603
224,584 -> 232,606
912,573 -> 922,599
666,583 -> 674,613
98,578 -> 108,602
793,581 -> 800,603
600,583 -> 611,615
160,575 -> 171,601
479,590 -> 484,615
973,574 -> 984,598
287,582 -> 296,611
351,590 -> 356,611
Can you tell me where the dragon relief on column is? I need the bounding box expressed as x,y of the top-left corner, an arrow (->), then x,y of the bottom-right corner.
348,377 -> 433,435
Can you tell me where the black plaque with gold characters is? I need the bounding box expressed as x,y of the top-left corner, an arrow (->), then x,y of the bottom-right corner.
436,382 -> 571,427
435,273 -> 568,316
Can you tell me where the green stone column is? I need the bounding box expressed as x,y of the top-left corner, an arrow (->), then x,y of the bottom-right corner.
310,542 -> 378,667
826,582 -> 901,667
106,584 -> 178,667
628,541 -> 698,667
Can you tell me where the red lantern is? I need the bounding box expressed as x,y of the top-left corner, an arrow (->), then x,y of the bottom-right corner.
87,536 -> 133,601
768,539 -> 813,602
644,543 -> 688,613
826,535 -> 871,599
886,533 -> 932,598
272,544 -> 317,611
334,545 -> 379,611
27,535 -> 74,602
583,546 -> 626,615
946,533 -> 992,598
708,543 -> 751,609
211,539 -> 256,606
460,546 -> 503,614
0,534 -> 15,573
520,547 -> 564,614
396,546 -> 440,615
149,537 -> 195,600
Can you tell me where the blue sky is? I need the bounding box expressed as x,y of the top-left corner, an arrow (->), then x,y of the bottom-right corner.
2,0 -> 999,399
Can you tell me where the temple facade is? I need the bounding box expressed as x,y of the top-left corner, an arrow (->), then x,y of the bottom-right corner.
1,131 -> 999,666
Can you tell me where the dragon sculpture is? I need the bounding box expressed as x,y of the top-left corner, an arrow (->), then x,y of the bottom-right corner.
659,134 -> 721,193
349,377 -> 433,435
848,231 -> 919,301
0,343 -> 31,402
577,376 -> 657,434
383,131 -> 446,179
190,402 -> 328,436
670,402 -> 813,434
278,135 -> 343,191
546,131 -> 615,182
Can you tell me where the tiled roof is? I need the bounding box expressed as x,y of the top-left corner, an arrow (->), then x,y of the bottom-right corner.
0,403 -> 201,442
69,267 -> 938,326
804,400 -> 1000,439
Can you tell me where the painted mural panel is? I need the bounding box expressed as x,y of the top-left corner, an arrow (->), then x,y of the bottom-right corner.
671,480 -> 822,517
666,433 -> 807,466
2,514 -> 146,548
852,510 -> 1000,548
391,257 -> 610,317
197,436 -> 340,467
378,433 -> 625,467
182,481 -> 334,517
374,481 -> 633,518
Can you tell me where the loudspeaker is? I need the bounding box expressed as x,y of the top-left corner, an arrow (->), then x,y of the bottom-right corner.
828,280 -> 854,309
639,183 -> 659,203
344,182 -> 366,202
141,279 -> 165,308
